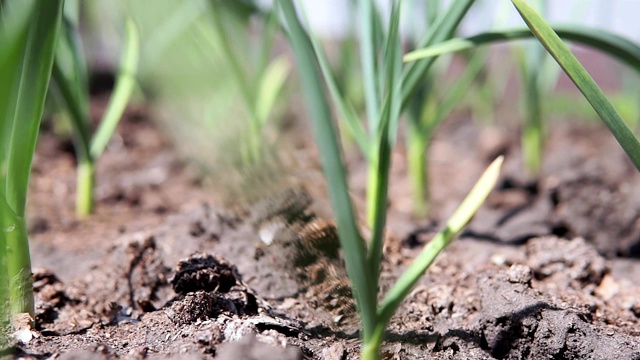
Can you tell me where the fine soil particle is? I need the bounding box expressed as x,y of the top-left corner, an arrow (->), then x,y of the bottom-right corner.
5,111 -> 640,359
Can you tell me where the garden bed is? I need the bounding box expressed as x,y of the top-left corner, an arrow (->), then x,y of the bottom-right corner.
4,106 -> 640,359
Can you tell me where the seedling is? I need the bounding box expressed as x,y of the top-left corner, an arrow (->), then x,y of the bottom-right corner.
404,1 -> 489,217
514,0 -> 576,174
405,47 -> 487,216
277,1 -> 502,358
405,0 -> 640,172
511,0 -> 640,171
52,15 -> 139,217
204,1 -> 290,166
1,0 -> 64,319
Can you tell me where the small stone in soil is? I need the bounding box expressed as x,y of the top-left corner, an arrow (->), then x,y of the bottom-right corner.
506,264 -> 533,284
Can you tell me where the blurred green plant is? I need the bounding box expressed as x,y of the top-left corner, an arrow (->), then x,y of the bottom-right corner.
511,0 -> 640,171
51,14 -> 139,217
514,0 -> 549,174
406,1 -> 640,173
547,92 -> 640,126
292,0 -> 483,218
117,0 -> 291,205
405,46 -> 489,217
402,0 -> 471,217
205,0 -> 290,165
516,39 -> 547,174
0,0 -> 64,321
278,0 -> 502,358
515,0 -> 586,174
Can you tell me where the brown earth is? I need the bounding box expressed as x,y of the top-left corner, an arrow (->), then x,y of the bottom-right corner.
2,99 -> 640,359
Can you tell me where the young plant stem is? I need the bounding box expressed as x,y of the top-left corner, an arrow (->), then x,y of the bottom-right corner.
521,72 -> 543,174
53,20 -> 138,217
208,6 -> 262,163
366,0 -> 403,295
405,81 -> 436,218
370,156 -> 504,355
361,339 -> 384,360
76,160 -> 95,215
279,2 -> 503,359
365,137 -> 391,280
519,9 -> 546,175
52,61 -> 93,215
407,121 -> 429,217
359,0 -> 381,131
52,60 -> 93,216
404,48 -> 486,218
400,0 -> 477,219
277,0 -> 378,340
512,0 -> 640,171
5,217 -> 33,317
1,0 -> 64,318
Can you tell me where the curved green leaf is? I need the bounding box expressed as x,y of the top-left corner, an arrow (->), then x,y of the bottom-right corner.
256,55 -> 289,127
371,156 -> 504,351
298,6 -> 370,158
404,25 -> 640,74
90,19 -> 140,158
276,0 -> 377,339
511,0 -> 640,171
0,0 -> 64,318
366,0 -> 403,299
401,0 -> 475,108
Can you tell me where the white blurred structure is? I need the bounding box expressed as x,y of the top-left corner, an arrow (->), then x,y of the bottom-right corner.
260,0 -> 639,42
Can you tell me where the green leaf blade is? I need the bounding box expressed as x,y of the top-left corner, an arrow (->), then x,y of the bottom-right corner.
404,25 -> 640,74
512,0 -> 640,171
401,0 -> 475,109
299,6 -> 370,157
90,19 -> 140,159
255,55 -> 290,127
4,0 -> 64,216
0,0 -> 64,318
359,0 -> 381,132
277,0 -> 377,339
375,156 -> 504,338
366,0 -> 403,287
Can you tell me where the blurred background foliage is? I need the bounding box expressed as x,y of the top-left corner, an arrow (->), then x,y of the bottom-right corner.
52,0 -> 640,205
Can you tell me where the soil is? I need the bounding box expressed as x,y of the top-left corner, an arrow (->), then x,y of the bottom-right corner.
2,97 -> 640,359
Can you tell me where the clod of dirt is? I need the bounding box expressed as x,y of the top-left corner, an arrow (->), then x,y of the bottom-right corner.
524,237 -> 608,286
168,254 -> 261,325
124,235 -> 171,312
465,176 -> 553,245
167,291 -> 221,325
171,253 -> 238,294
33,268 -> 67,312
551,166 -> 640,257
477,263 -> 640,359
30,268 -> 98,335
216,334 -> 301,360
